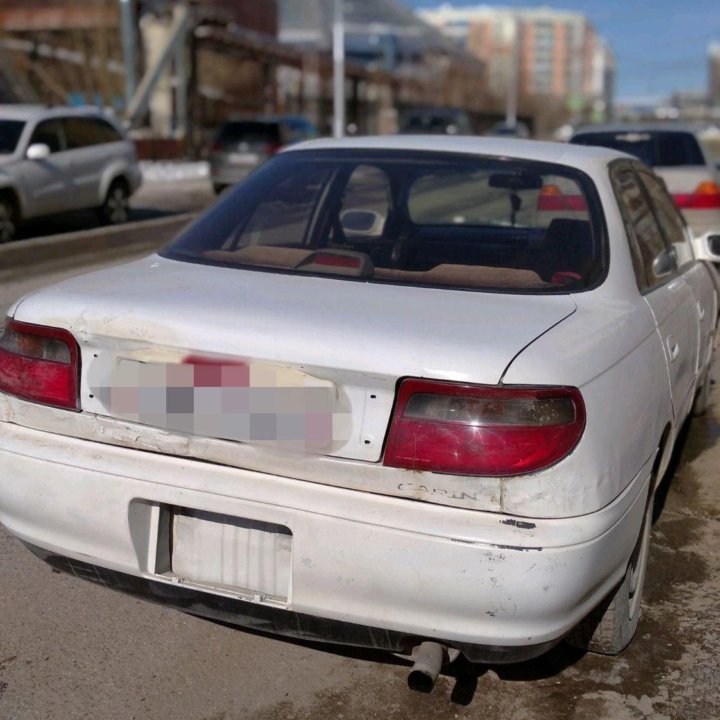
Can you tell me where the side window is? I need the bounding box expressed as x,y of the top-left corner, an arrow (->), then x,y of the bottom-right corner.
638,171 -> 694,269
64,117 -> 121,149
64,118 -> 93,149
29,119 -> 65,153
338,165 -> 390,239
613,168 -> 670,290
91,118 -> 122,144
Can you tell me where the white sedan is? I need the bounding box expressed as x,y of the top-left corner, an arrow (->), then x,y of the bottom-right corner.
0,137 -> 717,690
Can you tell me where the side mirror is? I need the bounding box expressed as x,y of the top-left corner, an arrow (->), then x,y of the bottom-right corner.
652,248 -> 676,279
26,143 -> 51,161
692,232 -> 720,262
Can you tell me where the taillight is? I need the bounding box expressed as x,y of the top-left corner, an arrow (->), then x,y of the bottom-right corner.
0,319 -> 80,410
265,142 -> 282,155
383,379 -> 585,477
673,181 -> 720,209
537,185 -> 588,211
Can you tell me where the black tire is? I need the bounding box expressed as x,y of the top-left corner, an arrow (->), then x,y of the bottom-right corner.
567,495 -> 652,655
213,183 -> 228,195
0,195 -> 17,243
98,180 -> 130,225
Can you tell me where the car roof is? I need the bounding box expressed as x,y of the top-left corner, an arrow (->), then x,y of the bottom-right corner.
283,135 -> 630,171
0,104 -> 116,122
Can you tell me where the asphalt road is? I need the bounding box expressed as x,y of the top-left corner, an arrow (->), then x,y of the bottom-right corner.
0,231 -> 719,719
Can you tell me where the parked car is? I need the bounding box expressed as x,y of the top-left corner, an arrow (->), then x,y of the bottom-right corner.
399,107 -> 474,135
0,136 -> 717,691
487,120 -> 531,139
0,105 -> 142,243
208,114 -> 318,194
570,124 -> 720,249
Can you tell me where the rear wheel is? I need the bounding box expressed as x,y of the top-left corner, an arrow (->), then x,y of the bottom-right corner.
567,494 -> 652,655
0,195 -> 17,243
98,180 -> 130,225
213,182 -> 228,195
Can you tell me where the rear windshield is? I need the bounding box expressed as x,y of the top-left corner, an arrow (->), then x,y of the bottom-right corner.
162,150 -> 605,293
571,131 -> 705,167
216,121 -> 281,145
0,120 -> 25,153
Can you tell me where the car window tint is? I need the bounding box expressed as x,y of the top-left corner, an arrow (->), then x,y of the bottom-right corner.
216,121 -> 281,146
164,151 -> 605,294
0,120 -> 25,153
613,168 -> 670,289
64,117 -> 121,149
30,119 -> 65,153
638,170 -> 694,269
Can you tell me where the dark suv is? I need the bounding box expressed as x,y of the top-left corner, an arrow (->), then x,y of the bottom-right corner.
209,115 -> 318,194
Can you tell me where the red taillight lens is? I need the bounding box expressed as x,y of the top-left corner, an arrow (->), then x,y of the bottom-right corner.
673,181 -> 720,209
383,379 -> 585,477
537,185 -> 588,211
0,320 -> 80,410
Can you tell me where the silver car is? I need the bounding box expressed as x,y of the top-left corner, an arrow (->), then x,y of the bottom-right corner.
0,105 -> 142,242
570,124 -> 720,239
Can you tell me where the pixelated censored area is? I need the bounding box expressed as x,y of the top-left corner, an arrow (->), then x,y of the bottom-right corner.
92,359 -> 350,452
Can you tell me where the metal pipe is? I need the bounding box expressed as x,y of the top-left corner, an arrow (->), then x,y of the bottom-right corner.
332,0 -> 345,138
407,642 -> 444,693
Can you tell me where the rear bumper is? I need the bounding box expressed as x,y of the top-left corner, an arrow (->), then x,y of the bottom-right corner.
0,420 -> 652,662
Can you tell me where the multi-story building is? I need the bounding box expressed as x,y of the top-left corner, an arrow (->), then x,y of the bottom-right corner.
419,4 -> 614,118
709,42 -> 720,109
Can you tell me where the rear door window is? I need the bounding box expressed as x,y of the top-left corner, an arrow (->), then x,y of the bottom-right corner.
637,169 -> 694,269
64,117 -> 122,149
613,167 -> 672,289
163,151 -> 605,294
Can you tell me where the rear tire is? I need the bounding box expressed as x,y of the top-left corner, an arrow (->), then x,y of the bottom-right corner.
567,494 -> 652,655
98,180 -> 130,225
0,195 -> 17,243
213,183 -> 228,195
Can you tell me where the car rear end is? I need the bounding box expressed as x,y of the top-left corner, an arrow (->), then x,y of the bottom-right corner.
0,141 -> 646,662
571,128 -> 720,238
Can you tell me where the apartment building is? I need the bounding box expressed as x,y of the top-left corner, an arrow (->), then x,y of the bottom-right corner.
419,4 -> 614,116
710,43 -> 720,108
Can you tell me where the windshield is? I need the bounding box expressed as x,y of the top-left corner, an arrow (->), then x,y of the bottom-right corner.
571,130 -> 705,167
0,120 -> 25,154
162,150 -> 605,294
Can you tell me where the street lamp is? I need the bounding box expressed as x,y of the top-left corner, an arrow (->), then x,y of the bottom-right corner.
332,0 -> 345,138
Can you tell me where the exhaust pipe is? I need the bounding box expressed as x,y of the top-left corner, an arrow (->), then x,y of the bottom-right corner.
407,642 -> 445,693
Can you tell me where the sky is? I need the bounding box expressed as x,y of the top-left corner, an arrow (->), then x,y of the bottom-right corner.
402,0 -> 720,101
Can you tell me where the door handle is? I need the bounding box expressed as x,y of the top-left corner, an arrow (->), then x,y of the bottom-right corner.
667,338 -> 680,362
697,302 -> 705,320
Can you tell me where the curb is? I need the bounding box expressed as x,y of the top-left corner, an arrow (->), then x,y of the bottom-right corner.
0,213 -> 195,281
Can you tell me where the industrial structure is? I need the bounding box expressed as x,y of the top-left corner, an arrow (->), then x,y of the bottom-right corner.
0,0 -> 621,153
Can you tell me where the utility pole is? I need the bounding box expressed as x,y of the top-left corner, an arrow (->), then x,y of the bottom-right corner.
505,15 -> 519,128
332,0 -> 345,138
119,0 -> 138,109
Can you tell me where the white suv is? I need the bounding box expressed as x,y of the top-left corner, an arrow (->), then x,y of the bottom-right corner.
0,105 -> 142,243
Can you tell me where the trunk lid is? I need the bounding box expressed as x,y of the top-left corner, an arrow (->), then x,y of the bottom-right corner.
12,256 -> 576,462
